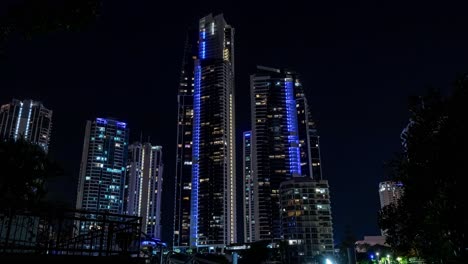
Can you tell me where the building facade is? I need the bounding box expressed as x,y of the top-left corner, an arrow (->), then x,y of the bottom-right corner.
279,178 -> 335,262
191,13 -> 236,249
125,142 -> 163,239
0,99 -> 52,152
76,118 -> 129,216
243,131 -> 255,243
250,66 -> 304,241
173,29 -> 197,249
379,181 -> 404,208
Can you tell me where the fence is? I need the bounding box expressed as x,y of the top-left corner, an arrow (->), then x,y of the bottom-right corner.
0,206 -> 142,257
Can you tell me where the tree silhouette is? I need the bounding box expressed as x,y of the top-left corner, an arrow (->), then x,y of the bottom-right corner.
0,138 -> 62,207
379,76 -> 468,263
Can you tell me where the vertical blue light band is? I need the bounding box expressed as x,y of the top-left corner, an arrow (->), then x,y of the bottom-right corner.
200,30 -> 206,59
190,63 -> 201,247
285,80 -> 301,176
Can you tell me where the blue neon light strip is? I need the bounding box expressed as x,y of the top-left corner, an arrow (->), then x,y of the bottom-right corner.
190,63 -> 201,247
200,30 -> 206,59
285,80 -> 302,176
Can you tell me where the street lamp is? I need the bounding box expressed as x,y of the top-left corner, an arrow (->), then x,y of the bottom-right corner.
387,255 -> 391,264
376,252 -> 380,263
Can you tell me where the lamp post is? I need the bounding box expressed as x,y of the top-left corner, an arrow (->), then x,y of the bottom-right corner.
376,252 -> 380,263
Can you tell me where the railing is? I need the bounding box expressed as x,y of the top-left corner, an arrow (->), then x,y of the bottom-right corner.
0,206 -> 142,257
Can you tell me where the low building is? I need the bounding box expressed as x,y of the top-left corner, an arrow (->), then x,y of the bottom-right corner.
280,178 -> 334,262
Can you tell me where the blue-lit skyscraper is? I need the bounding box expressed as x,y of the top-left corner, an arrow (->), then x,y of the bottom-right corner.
76,118 -> 129,215
249,66 -> 334,259
191,14 -> 236,249
250,66 -> 302,240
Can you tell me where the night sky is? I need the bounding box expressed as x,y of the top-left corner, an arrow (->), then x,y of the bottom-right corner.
2,0 -> 468,245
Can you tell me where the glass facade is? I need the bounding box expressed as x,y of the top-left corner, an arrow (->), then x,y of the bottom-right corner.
250,66 -> 328,242
250,66 -> 302,240
125,143 -> 163,239
75,118 -> 129,217
191,13 -> 236,248
173,29 -> 197,249
0,99 -> 52,152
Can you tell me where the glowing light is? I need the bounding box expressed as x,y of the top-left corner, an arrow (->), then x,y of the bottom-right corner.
200,31 -> 206,59
96,118 -> 107,124
190,64 -> 201,247
24,101 -> 33,138
285,80 -> 301,176
14,102 -> 23,140
106,168 -> 122,174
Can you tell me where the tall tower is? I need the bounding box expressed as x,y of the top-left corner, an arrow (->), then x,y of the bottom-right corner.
76,118 -> 129,215
296,85 -> 323,180
250,66 -> 302,240
243,131 -> 255,243
125,142 -> 163,239
191,13 -> 236,249
250,66 -> 334,257
173,29 -> 197,249
0,99 -> 52,152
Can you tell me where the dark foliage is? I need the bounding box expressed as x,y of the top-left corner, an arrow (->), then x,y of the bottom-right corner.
378,76 -> 468,263
0,138 -> 62,207
0,0 -> 102,46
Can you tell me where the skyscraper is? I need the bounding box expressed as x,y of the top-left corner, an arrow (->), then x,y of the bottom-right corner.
379,181 -> 404,208
173,29 -> 197,249
296,88 -> 323,180
124,142 -> 163,239
249,66 -> 332,246
76,118 -> 129,215
243,131 -> 255,243
0,99 -> 52,152
191,13 -> 236,249
250,66 -> 303,240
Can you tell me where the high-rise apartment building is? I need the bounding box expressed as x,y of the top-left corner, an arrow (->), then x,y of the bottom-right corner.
76,118 -> 129,215
0,99 -> 52,152
296,90 -> 322,180
190,13 -> 236,249
124,142 -> 163,239
243,131 -> 255,243
379,181 -> 404,208
173,29 -> 197,249
250,66 -> 303,240
249,66 -> 334,253
279,178 -> 335,261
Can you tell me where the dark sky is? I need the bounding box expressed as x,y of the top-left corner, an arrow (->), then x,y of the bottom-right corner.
2,0 -> 468,245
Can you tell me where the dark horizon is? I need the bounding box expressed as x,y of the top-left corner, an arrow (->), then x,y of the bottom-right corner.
2,0 -> 468,245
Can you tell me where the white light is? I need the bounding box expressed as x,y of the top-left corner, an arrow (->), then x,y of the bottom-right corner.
24,101 -> 33,138
325,258 -> 333,264
14,102 -> 24,140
